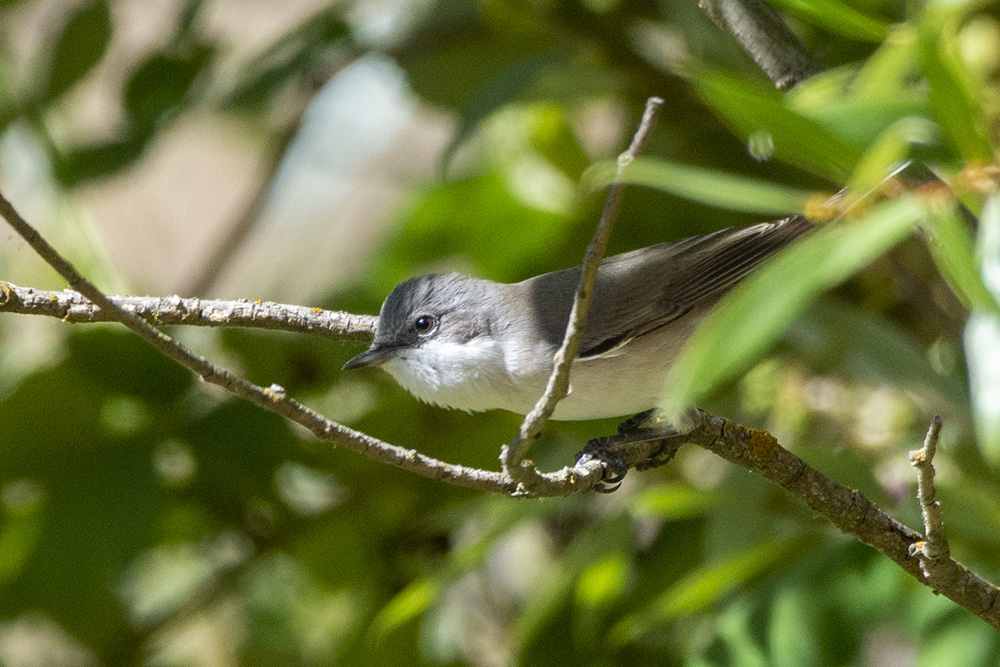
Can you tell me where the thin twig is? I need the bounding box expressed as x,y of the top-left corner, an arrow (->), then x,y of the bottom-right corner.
0,281 -> 376,341
698,0 -> 824,89
0,192 -> 512,494
500,96 -> 665,494
907,416 -> 984,598
584,411 -> 1000,629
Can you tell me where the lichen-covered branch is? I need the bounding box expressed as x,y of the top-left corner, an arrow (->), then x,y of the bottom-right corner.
0,281 -> 375,341
907,417 -> 1000,618
583,411 -> 1000,629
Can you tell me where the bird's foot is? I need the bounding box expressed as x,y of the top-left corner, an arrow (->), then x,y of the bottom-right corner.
576,408 -> 701,492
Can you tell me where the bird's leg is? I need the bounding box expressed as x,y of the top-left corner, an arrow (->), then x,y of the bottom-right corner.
576,408 -> 701,492
616,408 -> 666,434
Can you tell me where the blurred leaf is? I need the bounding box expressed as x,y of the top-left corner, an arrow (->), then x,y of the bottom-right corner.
795,97 -> 931,150
380,170 -> 573,288
225,8 -> 351,111
766,0 -> 889,42
788,300 -> 969,412
612,537 -> 808,640
584,156 -> 813,215
768,586 -> 823,666
53,133 -> 150,186
575,554 -> 630,608
67,330 -> 194,405
665,196 -> 924,409
0,484 -> 45,585
630,483 -> 715,521
918,14 -> 993,164
694,69 -> 861,180
923,203 -> 1000,315
42,0 -> 112,102
125,48 -> 212,128
371,579 -> 439,637
978,194 -> 1000,302
443,51 -> 559,170
846,117 -> 936,197
527,105 -> 591,181
851,25 -> 920,99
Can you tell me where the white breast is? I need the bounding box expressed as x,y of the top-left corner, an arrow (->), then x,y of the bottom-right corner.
381,337 -> 525,414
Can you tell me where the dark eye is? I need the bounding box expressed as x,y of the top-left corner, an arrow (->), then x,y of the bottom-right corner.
413,314 -> 437,334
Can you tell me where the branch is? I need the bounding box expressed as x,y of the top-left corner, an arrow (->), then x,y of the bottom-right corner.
0,281 -> 376,341
590,410 -> 1000,629
0,192 -> 517,494
906,416 -> 1000,612
4,221 -> 999,625
500,96 -> 665,494
698,0 -> 824,89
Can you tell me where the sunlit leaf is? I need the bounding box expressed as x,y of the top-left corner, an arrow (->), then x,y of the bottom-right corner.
694,69 -> 861,180
371,579 -> 439,637
583,157 -> 813,215
923,203 -> 1000,315
850,25 -> 920,100
918,14 -> 993,163
766,0 -> 890,42
43,0 -> 112,102
575,554 -> 630,607
846,117 -> 937,198
630,483 -> 715,521
664,196 -> 924,410
611,538 -> 808,641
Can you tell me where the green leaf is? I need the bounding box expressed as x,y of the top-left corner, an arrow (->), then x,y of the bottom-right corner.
371,579 -> 439,637
583,157 -> 813,215
765,0 -> 889,42
694,69 -> 862,180
125,48 -> 212,128
664,196 -> 924,409
798,97 -> 931,150
923,203 -> 1000,315
788,300 -> 969,412
43,0 -> 112,102
575,554 -> 630,608
442,51 -> 558,171
53,133 -> 150,186
612,537 -> 807,641
851,25 -> 919,100
918,14 -> 993,164
846,117 -> 937,198
630,483 -> 715,522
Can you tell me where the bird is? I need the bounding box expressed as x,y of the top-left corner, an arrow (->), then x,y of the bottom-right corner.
343,215 -> 812,421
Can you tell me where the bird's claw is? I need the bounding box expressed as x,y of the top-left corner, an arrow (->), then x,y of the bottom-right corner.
576,440 -> 629,493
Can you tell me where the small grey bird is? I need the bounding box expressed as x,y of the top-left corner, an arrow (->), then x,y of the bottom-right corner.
344,215 -> 811,420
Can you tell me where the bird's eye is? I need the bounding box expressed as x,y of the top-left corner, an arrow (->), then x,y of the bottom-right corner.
413,314 -> 437,334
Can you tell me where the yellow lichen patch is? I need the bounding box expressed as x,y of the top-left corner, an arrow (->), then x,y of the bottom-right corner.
748,428 -> 778,456
312,307 -> 323,313
802,192 -> 840,222
253,299 -> 263,305
0,281 -> 12,303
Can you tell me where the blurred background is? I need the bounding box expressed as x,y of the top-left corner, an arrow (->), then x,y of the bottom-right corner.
0,0 -> 999,664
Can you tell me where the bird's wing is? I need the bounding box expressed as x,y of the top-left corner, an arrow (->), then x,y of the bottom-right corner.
574,215 -> 813,359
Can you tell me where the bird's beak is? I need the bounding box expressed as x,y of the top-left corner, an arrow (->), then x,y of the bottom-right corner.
342,345 -> 395,370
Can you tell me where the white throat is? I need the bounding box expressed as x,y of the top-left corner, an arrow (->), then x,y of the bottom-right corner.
381,336 -> 520,413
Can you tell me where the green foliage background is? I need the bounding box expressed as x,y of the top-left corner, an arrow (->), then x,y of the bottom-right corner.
0,0 -> 999,665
